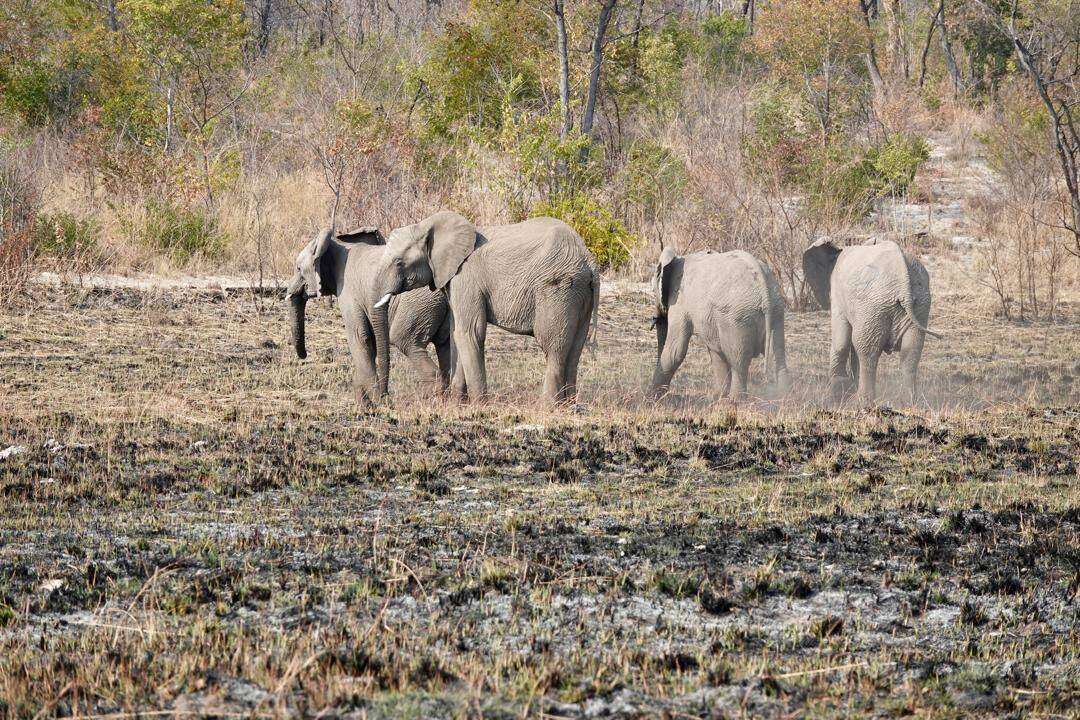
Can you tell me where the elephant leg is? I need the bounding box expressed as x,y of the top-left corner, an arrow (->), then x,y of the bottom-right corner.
403,344 -> 440,397
650,314 -> 691,399
560,302 -> 593,405
434,338 -> 452,394
829,314 -> 853,403
446,288 -> 488,402
856,349 -> 880,405
730,356 -> 750,400
345,316 -> 378,408
453,312 -> 487,402
900,329 -> 926,404
846,351 -> 859,393
708,349 -> 731,399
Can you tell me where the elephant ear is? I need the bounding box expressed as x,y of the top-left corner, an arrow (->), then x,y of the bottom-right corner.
336,226 -> 384,245
312,228 -> 334,259
311,228 -> 339,296
802,237 -> 841,310
419,211 -> 477,290
654,247 -> 679,313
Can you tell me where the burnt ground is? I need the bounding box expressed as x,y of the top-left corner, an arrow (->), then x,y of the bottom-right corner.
0,283 -> 1077,718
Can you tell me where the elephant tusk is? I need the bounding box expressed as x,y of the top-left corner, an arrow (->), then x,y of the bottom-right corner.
373,293 -> 392,309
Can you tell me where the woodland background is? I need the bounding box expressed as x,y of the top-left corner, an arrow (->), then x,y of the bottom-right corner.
1,0 -> 1077,316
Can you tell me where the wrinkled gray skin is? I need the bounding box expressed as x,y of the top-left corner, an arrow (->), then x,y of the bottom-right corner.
286,228 -> 451,407
803,237 -> 939,404
371,212 -> 599,404
651,248 -> 790,400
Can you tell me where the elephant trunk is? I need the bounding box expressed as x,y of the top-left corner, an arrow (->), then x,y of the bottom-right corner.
287,274 -> 308,359
370,300 -> 391,399
654,315 -> 668,363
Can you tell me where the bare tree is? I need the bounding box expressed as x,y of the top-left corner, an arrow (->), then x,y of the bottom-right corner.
553,0 -> 572,138
938,0 -> 966,94
581,0 -> 618,157
974,0 -> 1080,257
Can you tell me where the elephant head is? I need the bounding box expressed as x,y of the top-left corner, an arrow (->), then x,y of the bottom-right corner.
653,247 -> 681,360
371,211 -> 477,308
286,226 -> 381,360
802,237 -> 842,310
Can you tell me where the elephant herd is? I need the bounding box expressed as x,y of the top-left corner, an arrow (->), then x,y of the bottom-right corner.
286,211 -> 938,407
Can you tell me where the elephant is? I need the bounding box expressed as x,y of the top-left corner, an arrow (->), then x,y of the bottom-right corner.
286,227 -> 452,406
650,248 -> 790,400
369,211 -> 599,404
802,237 -> 940,404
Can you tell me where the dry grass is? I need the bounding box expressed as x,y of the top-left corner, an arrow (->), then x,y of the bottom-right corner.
0,267 -> 1077,718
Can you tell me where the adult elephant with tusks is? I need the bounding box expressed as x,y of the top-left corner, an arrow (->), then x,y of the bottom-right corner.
286,227 -> 451,407
802,237 -> 941,404
370,211 -> 599,405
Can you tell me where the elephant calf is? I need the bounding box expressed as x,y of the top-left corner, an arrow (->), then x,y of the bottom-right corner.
286,228 -> 451,406
651,248 -> 790,399
802,237 -> 940,404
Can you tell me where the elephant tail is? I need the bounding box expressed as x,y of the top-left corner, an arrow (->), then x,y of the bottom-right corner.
898,260 -> 941,341
899,299 -> 943,340
587,270 -> 600,354
764,312 -> 776,382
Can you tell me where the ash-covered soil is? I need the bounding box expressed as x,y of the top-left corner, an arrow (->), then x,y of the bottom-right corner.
0,285 -> 1077,717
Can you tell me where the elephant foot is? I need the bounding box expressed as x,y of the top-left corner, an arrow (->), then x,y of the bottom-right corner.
775,370 -> 792,395
828,379 -> 848,405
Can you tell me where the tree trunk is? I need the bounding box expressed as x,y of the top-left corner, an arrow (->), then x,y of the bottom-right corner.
741,0 -> 755,33
257,0 -> 273,55
859,0 -> 887,98
938,1 -> 965,94
554,0 -> 571,139
917,1 -> 943,87
581,0 -> 617,159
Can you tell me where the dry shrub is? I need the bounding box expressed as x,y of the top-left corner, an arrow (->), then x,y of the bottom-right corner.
0,134 -> 42,300
972,80 -> 1077,320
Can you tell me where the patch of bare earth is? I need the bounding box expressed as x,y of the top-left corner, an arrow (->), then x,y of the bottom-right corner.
0,279 -> 1077,718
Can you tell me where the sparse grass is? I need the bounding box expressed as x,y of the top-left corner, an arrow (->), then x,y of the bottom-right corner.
0,279 -> 1077,718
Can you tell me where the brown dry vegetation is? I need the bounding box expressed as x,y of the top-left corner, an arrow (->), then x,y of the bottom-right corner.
0,266 -> 1077,717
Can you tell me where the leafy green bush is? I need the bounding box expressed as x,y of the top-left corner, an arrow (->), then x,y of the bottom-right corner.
0,63 -> 59,127
636,20 -> 698,115
620,138 -> 687,221
869,134 -> 931,196
404,0 -> 543,144
533,194 -> 636,271
141,200 -> 226,264
808,134 -> 931,212
744,81 -> 813,182
700,11 -> 750,71
31,212 -> 99,258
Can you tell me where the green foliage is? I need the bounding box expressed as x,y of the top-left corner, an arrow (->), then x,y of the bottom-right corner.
700,11 -> 751,71
496,84 -> 599,215
620,138 -> 687,220
807,134 -> 930,212
140,200 -> 227,264
635,20 -> 698,115
744,81 -> 814,181
955,1 -> 1015,91
866,134 -> 931,197
405,0 -> 544,144
533,193 -> 636,270
0,62 -> 59,126
119,0 -> 246,76
31,211 -> 98,257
